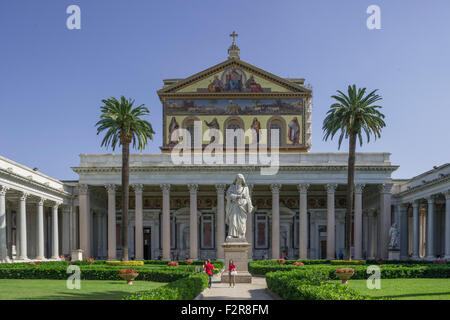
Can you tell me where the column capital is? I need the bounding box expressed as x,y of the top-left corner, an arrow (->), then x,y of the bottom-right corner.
215,184 -> 226,193
20,192 -> 29,201
105,184 -> 116,194
378,183 -> 393,194
325,183 -> 337,193
355,184 -> 365,194
52,201 -> 62,209
426,196 -> 435,205
160,184 -> 171,193
0,185 -> 9,196
445,190 -> 450,200
79,184 -> 89,195
297,183 -> 310,194
412,199 -> 420,209
131,184 -> 143,193
37,197 -> 45,206
270,184 -> 281,193
187,184 -> 199,193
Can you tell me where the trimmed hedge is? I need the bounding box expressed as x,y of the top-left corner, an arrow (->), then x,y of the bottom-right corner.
123,273 -> 209,300
0,263 -> 198,282
105,261 -> 144,266
266,270 -> 370,300
249,261 -> 450,278
330,260 -> 366,265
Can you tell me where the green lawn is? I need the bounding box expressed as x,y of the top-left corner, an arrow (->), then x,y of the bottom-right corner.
0,279 -> 166,300
333,278 -> 450,300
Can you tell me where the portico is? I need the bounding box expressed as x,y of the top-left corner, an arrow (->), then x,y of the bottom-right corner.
71,152 -> 398,261
0,156 -> 72,262
392,164 -> 450,260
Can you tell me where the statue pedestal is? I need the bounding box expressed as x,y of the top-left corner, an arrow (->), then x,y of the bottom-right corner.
388,248 -> 400,261
221,239 -> 252,283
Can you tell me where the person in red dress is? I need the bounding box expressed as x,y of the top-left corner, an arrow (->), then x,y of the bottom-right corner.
203,259 -> 218,288
228,259 -> 236,287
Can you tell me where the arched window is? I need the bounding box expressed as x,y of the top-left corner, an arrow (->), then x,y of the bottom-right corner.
267,117 -> 286,148
182,117 -> 200,148
224,117 -> 245,148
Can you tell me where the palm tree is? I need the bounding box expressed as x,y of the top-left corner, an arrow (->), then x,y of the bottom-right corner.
322,85 -> 385,261
96,96 -> 155,261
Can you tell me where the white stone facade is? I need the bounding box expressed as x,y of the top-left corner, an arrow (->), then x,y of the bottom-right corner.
1,154 -> 449,262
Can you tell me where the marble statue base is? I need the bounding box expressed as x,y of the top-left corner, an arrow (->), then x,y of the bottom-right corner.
221,240 -> 252,283
71,249 -> 84,261
388,248 -> 400,261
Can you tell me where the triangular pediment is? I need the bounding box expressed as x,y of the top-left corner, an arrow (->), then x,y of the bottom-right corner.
158,58 -> 311,96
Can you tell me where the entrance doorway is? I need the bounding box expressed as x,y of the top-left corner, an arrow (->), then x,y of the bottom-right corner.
319,225 -> 327,259
143,227 -> 151,260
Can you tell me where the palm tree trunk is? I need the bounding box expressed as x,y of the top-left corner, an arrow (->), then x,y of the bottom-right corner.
345,133 -> 357,260
121,142 -> 130,261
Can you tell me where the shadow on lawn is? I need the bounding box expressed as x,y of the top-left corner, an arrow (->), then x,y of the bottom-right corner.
379,291 -> 450,300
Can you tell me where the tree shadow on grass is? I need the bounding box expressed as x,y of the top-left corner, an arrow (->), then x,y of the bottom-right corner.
378,291 -> 450,300
28,290 -> 136,300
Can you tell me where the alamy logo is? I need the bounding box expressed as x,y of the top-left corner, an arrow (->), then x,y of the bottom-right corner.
366,5 -> 381,30
170,121 -> 280,175
366,265 -> 381,289
66,265 -> 81,289
66,5 -> 81,30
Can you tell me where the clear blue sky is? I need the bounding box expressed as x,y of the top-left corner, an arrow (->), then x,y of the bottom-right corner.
1,0 -> 449,180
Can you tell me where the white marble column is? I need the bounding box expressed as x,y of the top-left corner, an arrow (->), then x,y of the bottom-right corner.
0,186 -> 9,262
425,197 -> 435,260
51,203 -> 60,259
378,184 -> 392,259
18,192 -> 28,260
326,184 -> 337,260
298,183 -> 309,259
188,184 -> 198,260
444,191 -> 450,260
247,183 -> 254,259
36,198 -> 45,260
412,200 -> 420,259
215,184 -> 226,260
161,184 -> 171,260
354,184 -> 365,260
132,184 -> 144,260
398,203 -> 408,260
270,184 -> 281,259
105,184 -> 116,260
78,184 -> 90,259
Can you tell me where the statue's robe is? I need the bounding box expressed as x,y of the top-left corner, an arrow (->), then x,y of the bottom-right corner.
225,184 -> 253,238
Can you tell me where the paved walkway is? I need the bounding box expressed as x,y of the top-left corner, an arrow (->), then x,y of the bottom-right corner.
196,273 -> 275,300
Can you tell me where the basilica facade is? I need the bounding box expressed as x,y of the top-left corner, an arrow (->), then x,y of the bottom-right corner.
0,41 -> 449,263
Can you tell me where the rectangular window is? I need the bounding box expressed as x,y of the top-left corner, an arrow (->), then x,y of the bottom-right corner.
116,224 -> 120,247
255,213 -> 268,249
293,213 -> 299,249
201,214 -> 215,249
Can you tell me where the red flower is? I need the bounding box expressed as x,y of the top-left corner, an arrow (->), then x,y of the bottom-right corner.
277,258 -> 285,264
293,261 -> 304,266
168,261 -> 179,267
335,268 -> 354,274
118,268 -> 138,275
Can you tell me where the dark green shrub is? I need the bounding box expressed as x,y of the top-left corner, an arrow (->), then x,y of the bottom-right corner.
123,273 -> 209,300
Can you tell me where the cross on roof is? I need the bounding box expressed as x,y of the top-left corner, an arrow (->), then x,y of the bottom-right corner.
229,31 -> 238,43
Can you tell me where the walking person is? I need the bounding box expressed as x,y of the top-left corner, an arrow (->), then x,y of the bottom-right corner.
228,259 -> 237,287
203,259 -> 218,289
